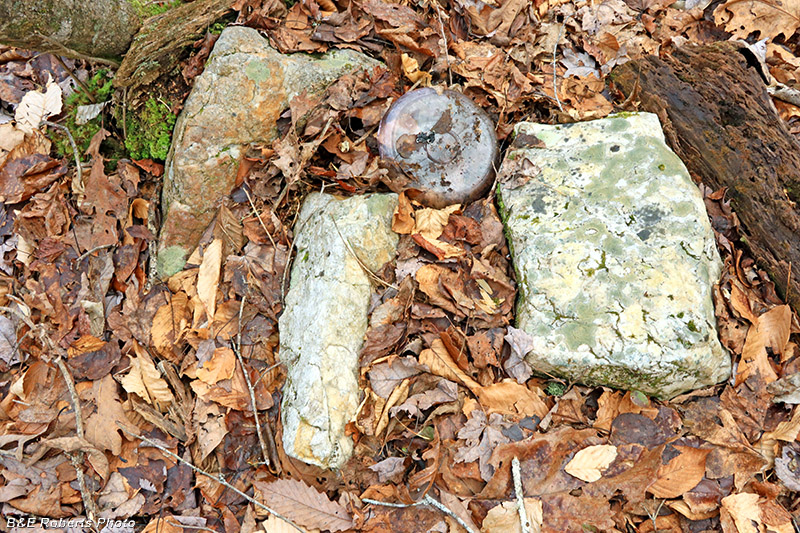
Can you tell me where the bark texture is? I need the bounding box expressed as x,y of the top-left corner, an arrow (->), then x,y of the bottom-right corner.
0,0 -> 141,61
612,42 -> 800,313
114,0 -> 232,90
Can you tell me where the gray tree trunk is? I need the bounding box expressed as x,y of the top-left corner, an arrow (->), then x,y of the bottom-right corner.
0,0 -> 142,62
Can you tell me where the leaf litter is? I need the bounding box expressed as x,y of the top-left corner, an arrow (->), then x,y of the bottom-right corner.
1,0 -> 800,531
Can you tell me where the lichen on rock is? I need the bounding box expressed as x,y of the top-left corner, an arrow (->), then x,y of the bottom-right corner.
279,192 -> 398,469
498,113 -> 730,399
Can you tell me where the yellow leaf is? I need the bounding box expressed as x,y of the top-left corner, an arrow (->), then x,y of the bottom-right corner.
197,239 -> 223,320
564,444 -> 618,482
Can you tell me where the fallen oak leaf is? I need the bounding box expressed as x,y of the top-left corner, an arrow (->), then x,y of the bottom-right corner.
647,445 -> 709,499
420,338 -> 481,393
564,444 -> 618,483
737,304 -> 791,385
253,478 -> 354,532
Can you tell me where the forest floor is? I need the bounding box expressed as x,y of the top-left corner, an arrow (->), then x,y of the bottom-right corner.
2,0 -> 800,531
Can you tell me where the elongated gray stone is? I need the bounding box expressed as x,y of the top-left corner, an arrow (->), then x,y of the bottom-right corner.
279,192 -> 398,468
157,26 -> 381,278
498,113 -> 730,399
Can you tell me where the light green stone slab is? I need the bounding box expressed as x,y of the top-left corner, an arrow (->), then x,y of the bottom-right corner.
279,192 -> 398,468
498,113 -> 730,399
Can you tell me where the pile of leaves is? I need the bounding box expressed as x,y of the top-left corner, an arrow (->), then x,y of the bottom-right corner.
2,0 -> 800,531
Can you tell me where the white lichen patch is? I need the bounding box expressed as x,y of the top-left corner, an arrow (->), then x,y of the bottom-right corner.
498,113 -> 730,398
279,193 -> 398,468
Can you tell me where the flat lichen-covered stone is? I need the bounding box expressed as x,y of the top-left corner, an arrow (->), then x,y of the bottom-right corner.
157,26 -> 381,278
497,113 -> 730,399
279,192 -> 398,469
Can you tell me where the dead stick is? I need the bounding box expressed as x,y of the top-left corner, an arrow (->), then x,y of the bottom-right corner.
233,295 -> 271,468
363,495 -> 478,533
512,457 -> 530,533
118,426 -> 304,533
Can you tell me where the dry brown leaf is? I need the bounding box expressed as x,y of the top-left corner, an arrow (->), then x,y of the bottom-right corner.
738,304 -> 791,384
196,346 -> 236,385
391,191 -> 415,234
730,283 -> 759,324
476,380 -> 549,418
401,53 -> 432,85
43,436 -> 109,480
151,291 -> 190,359
85,374 -> 134,456
647,445 -> 709,499
120,345 -> 175,409
714,0 -> 800,41
261,514 -> 318,533
481,499 -> 543,533
757,407 -> 800,465
721,492 -> 762,533
564,444 -> 618,482
415,205 -> 460,241
197,238 -> 223,320
254,479 -> 353,532
420,338 -> 481,392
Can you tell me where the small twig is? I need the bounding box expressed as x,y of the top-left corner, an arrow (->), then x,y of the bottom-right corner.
232,295 -> 271,468
243,187 -> 277,248
433,0 -> 452,87
118,426 -> 304,533
55,356 -> 99,530
34,33 -> 120,67
122,87 -> 128,144
0,305 -> 99,528
553,23 -> 564,114
330,215 -> 397,290
51,55 -> 96,104
43,120 -> 82,190
75,243 -> 114,263
363,495 -> 478,533
512,457 -> 530,533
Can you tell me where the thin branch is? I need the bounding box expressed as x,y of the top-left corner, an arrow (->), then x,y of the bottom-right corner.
512,457 -> 530,533
43,120 -> 83,192
233,295 -> 270,468
243,187 -> 277,248
330,215 -> 397,290
75,243 -> 114,263
553,23 -> 564,114
33,33 -> 120,67
118,426 -> 304,533
433,0 -> 452,87
363,495 -> 478,533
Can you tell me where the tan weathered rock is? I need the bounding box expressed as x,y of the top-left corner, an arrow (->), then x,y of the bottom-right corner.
157,26 -> 381,277
279,192 -> 398,469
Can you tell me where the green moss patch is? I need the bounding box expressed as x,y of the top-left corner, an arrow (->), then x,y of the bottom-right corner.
124,98 -> 177,161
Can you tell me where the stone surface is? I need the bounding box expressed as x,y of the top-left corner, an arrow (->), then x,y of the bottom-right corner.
498,113 -> 730,399
279,192 -> 398,469
157,26 -> 381,277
